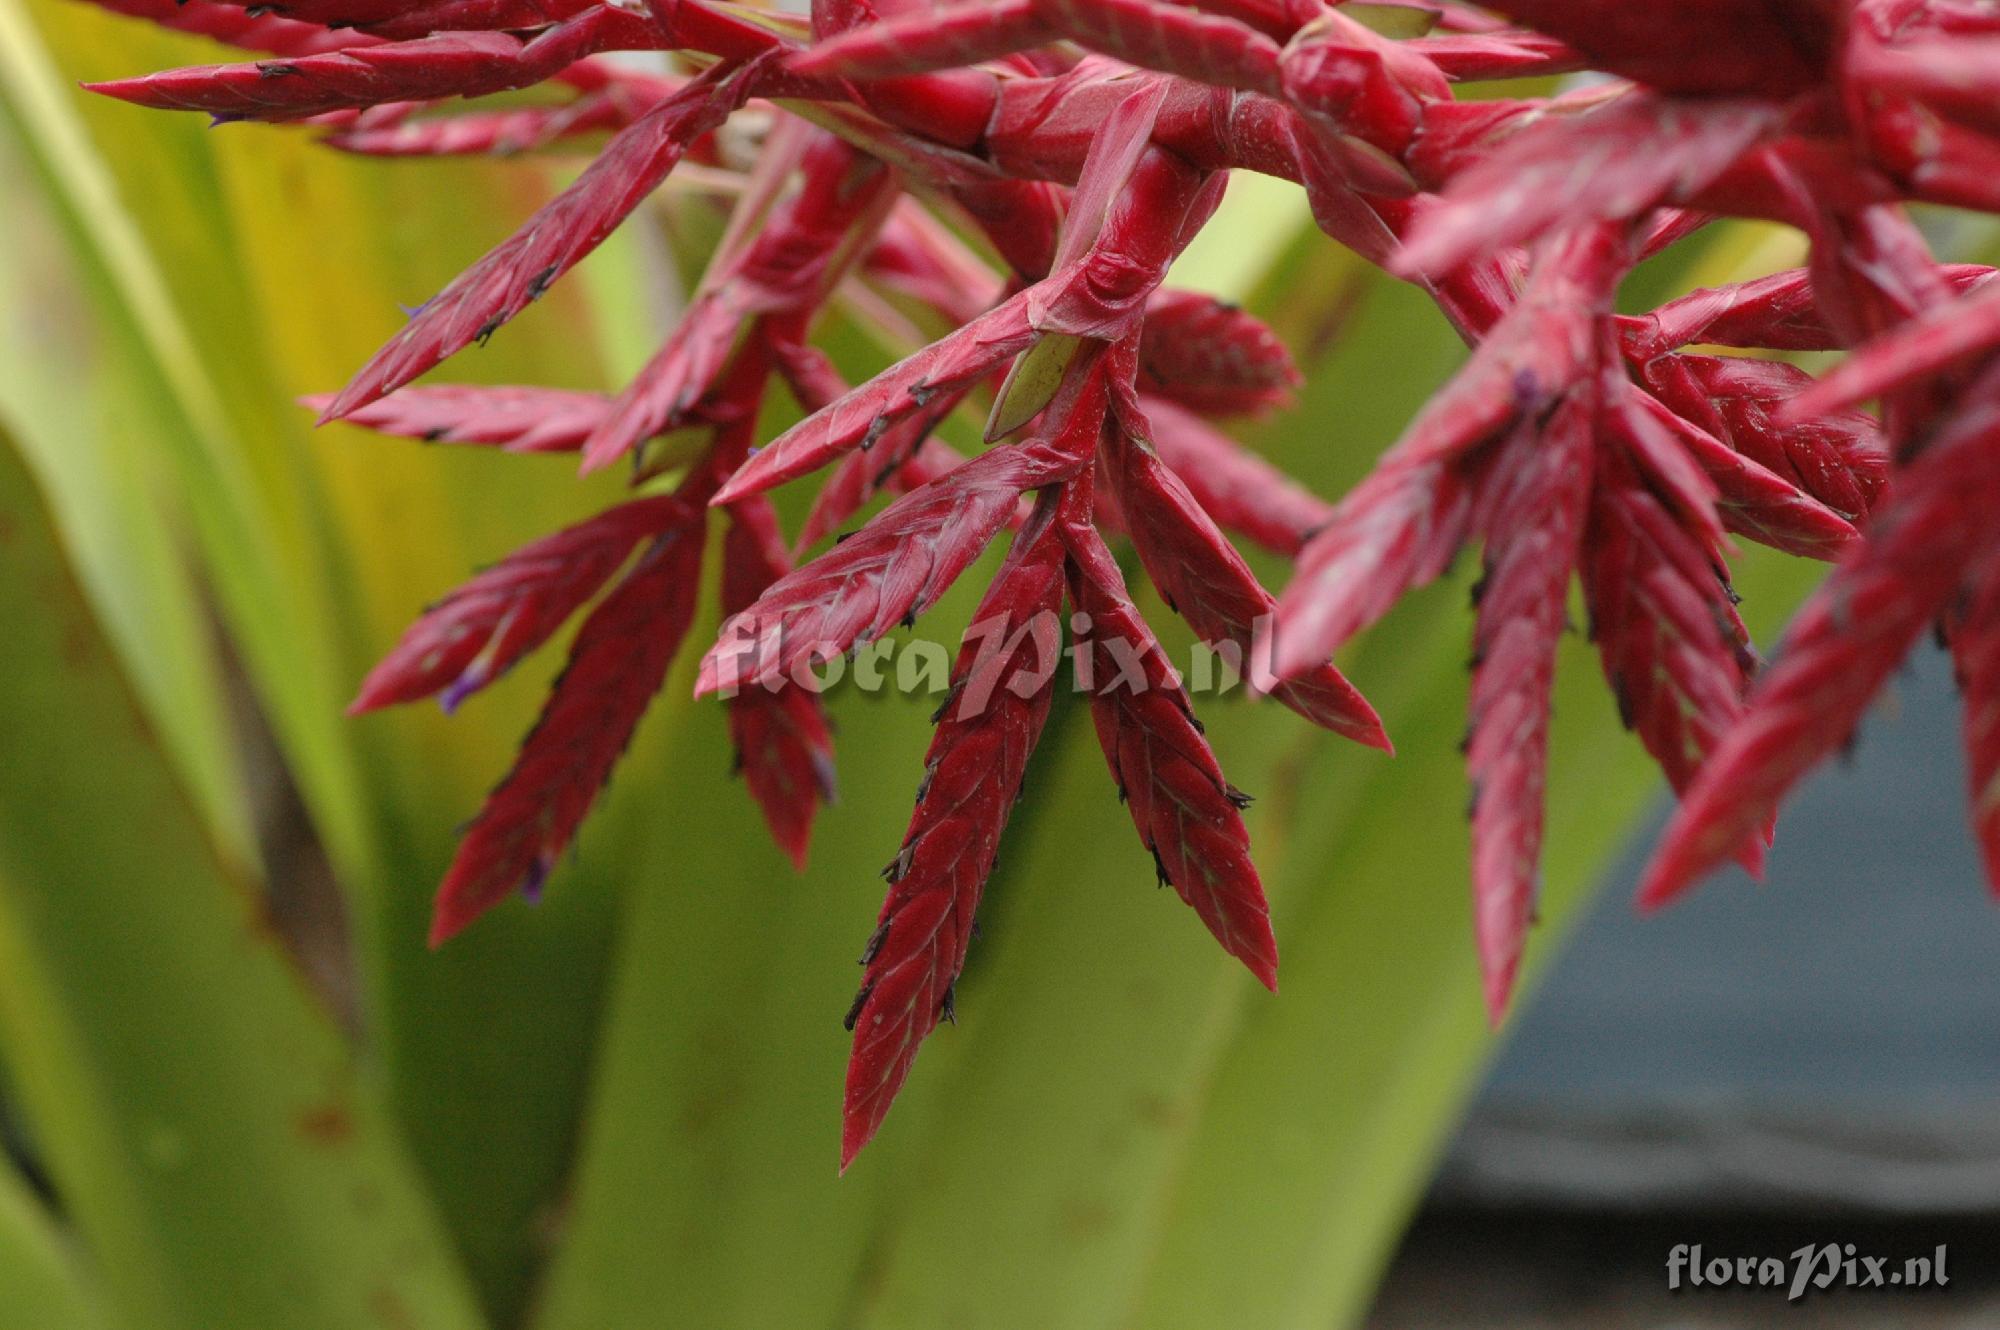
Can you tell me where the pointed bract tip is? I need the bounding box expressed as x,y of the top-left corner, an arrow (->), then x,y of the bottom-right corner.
316,396 -> 353,428
1732,831 -> 1770,882
1633,865 -> 1693,914
1481,960 -> 1520,1030
80,79 -> 141,104
691,656 -> 727,700
710,472 -> 756,507
1240,939 -> 1280,993
839,1115 -> 877,1174
1352,709 -> 1395,756
347,672 -> 398,716
1635,817 -> 1752,911
575,434 -> 625,477
426,910 -> 466,951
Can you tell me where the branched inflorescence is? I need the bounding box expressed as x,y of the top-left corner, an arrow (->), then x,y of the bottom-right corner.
88,0 -> 2000,1163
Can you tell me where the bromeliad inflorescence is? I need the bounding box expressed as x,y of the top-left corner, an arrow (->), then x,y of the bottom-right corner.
85,0 -> 2000,1164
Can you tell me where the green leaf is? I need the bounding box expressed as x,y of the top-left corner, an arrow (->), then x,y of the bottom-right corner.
0,1158 -> 106,1330
0,15 -> 259,871
987,333 -> 1086,441
0,424 -> 488,1330
1,10 -> 685,1313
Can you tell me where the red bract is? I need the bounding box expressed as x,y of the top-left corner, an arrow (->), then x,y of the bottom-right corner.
1064,491 -> 1282,992
1137,290 -> 1304,417
301,386 -> 612,455
582,133 -> 898,472
844,493 -> 1065,1170
79,0 -> 375,56
699,349 -> 1109,702
1101,379 -> 1386,751
323,54 -> 769,420
1641,395 -> 2000,908
722,499 -> 838,872
349,494 -> 690,714
87,11 -> 657,122
432,523 -> 705,945
1465,387 -> 1594,1022
86,0 -> 2000,1163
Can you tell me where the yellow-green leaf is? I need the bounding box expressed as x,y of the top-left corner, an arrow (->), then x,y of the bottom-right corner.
0,424 -> 487,1330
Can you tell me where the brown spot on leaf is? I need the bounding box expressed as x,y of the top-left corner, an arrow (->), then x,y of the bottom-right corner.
297,1100 -> 355,1148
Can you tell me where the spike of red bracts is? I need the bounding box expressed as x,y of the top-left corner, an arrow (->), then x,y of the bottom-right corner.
1639,403 -> 2000,910
1063,495 -> 1280,990
1142,397 -> 1334,558
1396,94 -> 1782,278
351,495 -> 689,714
87,9 -> 657,123
355,0 -> 605,40
583,136 -> 898,472
842,494 -> 1066,1170
722,500 -> 838,871
794,0 -> 1284,95
698,365 -> 1106,699
78,0 -> 375,56
1102,403 -> 1388,750
1265,224 -> 1623,681
791,0 -> 1052,80
1639,355 -> 1888,523
1137,291 -> 1302,417
323,90 -> 637,158
146,0 -> 593,33
713,298 -> 1038,505
431,523 -> 705,944
304,386 -> 610,453
1583,446 -> 1764,869
1619,267 -> 1997,362
1465,386 -> 1595,1023
796,384 -> 979,552
1616,387 -> 1859,562
322,55 -> 768,423
1791,275 -> 2000,421
714,95 -> 1214,505
1623,269 -> 1859,359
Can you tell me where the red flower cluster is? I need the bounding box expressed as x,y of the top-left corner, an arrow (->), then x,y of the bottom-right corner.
86,0 -> 2000,1164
